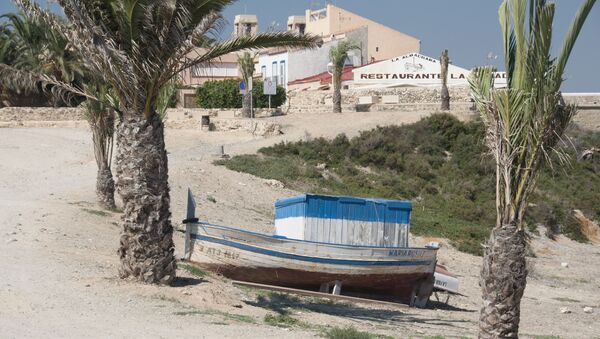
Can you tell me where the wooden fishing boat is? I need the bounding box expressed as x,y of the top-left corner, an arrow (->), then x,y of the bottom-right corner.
182,191 -> 438,306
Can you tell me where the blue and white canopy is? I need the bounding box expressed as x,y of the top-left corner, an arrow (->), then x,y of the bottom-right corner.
274,194 -> 412,247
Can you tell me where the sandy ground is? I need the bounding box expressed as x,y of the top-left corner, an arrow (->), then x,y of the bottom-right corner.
1,111 -> 599,338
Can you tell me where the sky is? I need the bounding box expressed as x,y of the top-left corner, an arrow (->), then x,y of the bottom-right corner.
2,0 -> 599,92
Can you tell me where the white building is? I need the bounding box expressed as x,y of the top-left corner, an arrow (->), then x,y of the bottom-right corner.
257,28 -> 367,90
353,53 -> 507,88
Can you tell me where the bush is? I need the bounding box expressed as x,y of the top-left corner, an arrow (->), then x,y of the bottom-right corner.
216,113 -> 600,255
253,80 -> 287,108
195,79 -> 241,109
195,78 -> 286,109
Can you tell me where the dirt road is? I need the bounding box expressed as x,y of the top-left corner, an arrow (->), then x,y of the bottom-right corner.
1,111 -> 599,338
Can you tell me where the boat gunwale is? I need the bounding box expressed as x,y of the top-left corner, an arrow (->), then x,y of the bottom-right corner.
192,233 -> 435,267
189,221 -> 438,251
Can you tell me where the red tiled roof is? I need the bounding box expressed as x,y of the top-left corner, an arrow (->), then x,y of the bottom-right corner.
288,66 -> 356,86
288,60 -> 385,86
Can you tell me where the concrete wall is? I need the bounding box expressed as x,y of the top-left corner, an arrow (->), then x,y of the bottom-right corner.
305,4 -> 420,61
180,49 -> 240,87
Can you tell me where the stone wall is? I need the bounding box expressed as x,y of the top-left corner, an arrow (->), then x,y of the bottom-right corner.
563,93 -> 600,107
286,87 -> 473,113
0,106 -> 282,136
0,107 -> 85,122
165,107 -> 282,120
164,108 -> 282,136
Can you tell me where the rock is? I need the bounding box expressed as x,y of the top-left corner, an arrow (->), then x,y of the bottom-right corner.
573,209 -> 600,245
583,307 -> 593,314
561,262 -> 569,268
264,179 -> 284,189
560,307 -> 571,314
181,290 -> 192,296
316,163 -> 327,170
5,238 -> 17,244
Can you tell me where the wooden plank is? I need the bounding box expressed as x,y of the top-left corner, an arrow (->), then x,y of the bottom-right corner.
232,280 -> 409,308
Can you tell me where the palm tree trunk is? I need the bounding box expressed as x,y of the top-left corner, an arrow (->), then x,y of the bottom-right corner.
96,165 -> 116,210
332,69 -> 342,113
479,222 -> 528,338
90,112 -> 116,210
242,92 -> 252,118
441,86 -> 450,111
115,114 -> 176,284
440,49 -> 450,111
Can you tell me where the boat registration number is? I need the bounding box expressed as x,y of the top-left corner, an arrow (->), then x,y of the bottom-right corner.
199,244 -> 240,260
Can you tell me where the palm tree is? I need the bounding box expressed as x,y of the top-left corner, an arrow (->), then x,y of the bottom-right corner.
238,52 -> 255,117
329,40 -> 359,113
84,82 -> 117,210
1,12 -> 83,106
0,8 -> 118,208
469,0 -> 596,337
440,49 -> 450,111
6,0 -> 320,284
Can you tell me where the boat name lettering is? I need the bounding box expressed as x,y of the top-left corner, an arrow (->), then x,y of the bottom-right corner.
387,249 -> 424,257
205,246 -> 240,260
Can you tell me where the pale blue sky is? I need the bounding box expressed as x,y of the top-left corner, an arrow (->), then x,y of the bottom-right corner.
2,0 -> 599,92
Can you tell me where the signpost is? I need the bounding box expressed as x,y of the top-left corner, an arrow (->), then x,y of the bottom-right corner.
263,78 -> 277,110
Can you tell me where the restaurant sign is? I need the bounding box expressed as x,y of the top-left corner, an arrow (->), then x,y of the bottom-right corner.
353,53 -> 507,87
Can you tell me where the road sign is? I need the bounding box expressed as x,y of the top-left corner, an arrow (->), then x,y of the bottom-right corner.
239,81 -> 247,94
263,78 -> 276,95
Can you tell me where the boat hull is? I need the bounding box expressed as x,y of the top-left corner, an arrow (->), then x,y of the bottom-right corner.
185,223 -> 438,304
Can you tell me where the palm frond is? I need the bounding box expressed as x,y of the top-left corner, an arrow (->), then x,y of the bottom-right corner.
552,0 -> 597,91
0,62 -> 95,103
471,0 -> 596,228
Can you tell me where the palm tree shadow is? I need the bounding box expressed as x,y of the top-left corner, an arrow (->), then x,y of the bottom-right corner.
171,276 -> 206,287
426,299 -> 475,312
245,292 -> 473,329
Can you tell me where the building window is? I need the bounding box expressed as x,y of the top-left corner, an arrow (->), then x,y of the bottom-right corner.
272,62 -> 278,84
376,47 -> 379,52
261,66 -> 267,79
280,61 -> 286,87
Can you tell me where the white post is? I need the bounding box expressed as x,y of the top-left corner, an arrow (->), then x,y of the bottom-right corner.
183,189 -> 197,260
268,95 -> 271,110
332,280 -> 342,295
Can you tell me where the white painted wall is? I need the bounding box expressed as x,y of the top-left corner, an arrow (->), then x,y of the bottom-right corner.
257,52 -> 289,88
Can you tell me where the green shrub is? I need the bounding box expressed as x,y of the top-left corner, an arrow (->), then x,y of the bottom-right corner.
195,78 -> 286,109
263,313 -> 304,328
253,80 -> 287,108
195,79 -> 241,108
216,114 -> 600,255
321,326 -> 392,339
